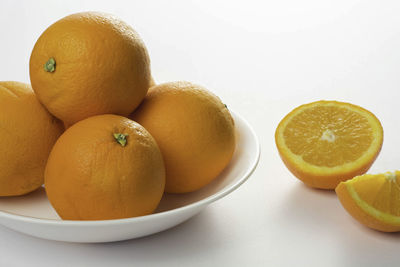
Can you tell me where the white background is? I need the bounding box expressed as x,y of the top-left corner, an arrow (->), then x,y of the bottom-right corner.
1,0 -> 400,266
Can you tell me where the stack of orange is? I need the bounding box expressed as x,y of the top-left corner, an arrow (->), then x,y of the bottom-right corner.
276,100 -> 400,232
0,12 -> 236,220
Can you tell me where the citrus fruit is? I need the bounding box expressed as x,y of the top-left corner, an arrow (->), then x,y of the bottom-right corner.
44,114 -> 165,220
0,81 -> 63,196
29,12 -> 151,126
336,171 -> 400,232
275,100 -> 383,189
130,81 -> 236,194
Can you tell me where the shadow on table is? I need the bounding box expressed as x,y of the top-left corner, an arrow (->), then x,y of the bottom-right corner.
277,183 -> 338,229
81,206 -> 227,262
278,182 -> 400,266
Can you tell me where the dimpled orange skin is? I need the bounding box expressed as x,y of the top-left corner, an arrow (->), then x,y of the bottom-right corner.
0,81 -> 63,196
44,114 -> 165,220
130,81 -> 236,194
29,12 -> 151,126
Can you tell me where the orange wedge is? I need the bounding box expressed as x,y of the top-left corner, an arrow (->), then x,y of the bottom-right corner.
336,171 -> 400,232
275,100 -> 383,189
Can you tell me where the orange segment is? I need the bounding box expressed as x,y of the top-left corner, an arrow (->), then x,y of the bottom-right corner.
275,100 -> 383,189
335,171 -> 400,232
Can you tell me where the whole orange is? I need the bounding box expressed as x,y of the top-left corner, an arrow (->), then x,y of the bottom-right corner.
0,81 -> 63,196
130,81 -> 236,194
44,114 -> 165,220
29,12 -> 151,126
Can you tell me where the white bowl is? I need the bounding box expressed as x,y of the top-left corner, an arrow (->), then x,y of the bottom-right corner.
0,111 -> 260,243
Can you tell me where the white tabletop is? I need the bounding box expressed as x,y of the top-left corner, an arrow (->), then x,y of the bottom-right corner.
1,0 -> 400,266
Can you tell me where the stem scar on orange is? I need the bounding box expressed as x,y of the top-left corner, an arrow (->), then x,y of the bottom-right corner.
275,100 -> 383,189
44,114 -> 165,220
29,12 -> 151,126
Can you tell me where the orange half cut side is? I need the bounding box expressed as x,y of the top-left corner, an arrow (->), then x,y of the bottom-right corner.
275,100 -> 383,189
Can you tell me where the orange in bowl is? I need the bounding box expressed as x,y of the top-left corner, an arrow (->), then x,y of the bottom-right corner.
30,12 -> 151,126
0,81 -> 63,196
45,114 -> 165,220
131,81 -> 236,193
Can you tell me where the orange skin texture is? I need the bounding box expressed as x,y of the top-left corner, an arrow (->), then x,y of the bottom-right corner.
0,81 -> 63,196
44,114 -> 165,220
336,182 -> 400,232
130,81 -> 236,194
275,100 -> 383,190
29,12 -> 151,126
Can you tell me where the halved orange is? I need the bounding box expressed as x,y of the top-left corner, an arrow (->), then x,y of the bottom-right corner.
336,171 -> 400,232
275,100 -> 383,189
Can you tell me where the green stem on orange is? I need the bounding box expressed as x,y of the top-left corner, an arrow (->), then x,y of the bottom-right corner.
44,58 -> 56,72
113,133 -> 128,147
